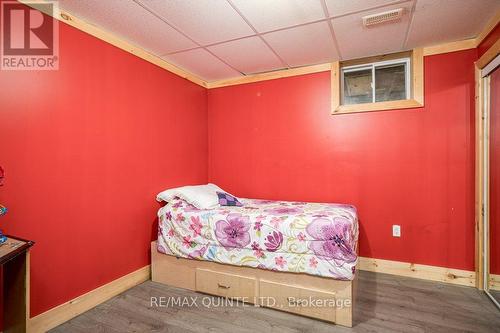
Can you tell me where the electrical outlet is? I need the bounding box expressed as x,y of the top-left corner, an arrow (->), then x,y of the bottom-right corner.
392,225 -> 401,237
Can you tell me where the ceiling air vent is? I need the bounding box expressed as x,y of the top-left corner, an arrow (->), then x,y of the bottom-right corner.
362,8 -> 404,27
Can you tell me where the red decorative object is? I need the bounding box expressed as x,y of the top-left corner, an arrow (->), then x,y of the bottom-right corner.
0,165 -> 4,186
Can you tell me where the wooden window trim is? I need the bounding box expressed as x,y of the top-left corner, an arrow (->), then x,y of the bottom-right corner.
331,48 -> 424,115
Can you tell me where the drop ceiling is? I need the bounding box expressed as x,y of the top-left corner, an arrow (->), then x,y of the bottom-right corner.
58,0 -> 499,82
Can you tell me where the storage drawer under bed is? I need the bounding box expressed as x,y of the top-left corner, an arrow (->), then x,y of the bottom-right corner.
259,279 -> 337,322
152,242 -> 353,327
195,268 -> 257,303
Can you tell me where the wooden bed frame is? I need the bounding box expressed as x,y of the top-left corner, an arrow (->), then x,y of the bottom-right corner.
151,241 -> 355,327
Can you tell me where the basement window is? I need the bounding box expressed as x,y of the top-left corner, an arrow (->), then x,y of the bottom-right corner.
331,49 -> 424,114
342,58 -> 409,104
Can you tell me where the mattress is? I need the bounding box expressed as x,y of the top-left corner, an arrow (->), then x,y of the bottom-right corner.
157,197 -> 358,280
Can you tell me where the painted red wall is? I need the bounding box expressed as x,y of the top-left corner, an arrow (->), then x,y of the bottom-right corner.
0,0 -> 483,319
208,49 -> 477,271
490,67 -> 500,275
0,13 -> 208,317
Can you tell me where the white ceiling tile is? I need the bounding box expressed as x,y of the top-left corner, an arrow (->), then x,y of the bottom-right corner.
406,0 -> 500,49
207,37 -> 284,74
230,0 -> 325,33
325,0 -> 401,17
59,0 -> 498,82
263,21 -> 339,67
137,0 -> 254,45
58,0 -> 196,55
332,2 -> 413,60
163,48 -> 241,81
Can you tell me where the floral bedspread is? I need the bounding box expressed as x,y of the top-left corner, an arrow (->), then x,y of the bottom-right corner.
157,197 -> 358,280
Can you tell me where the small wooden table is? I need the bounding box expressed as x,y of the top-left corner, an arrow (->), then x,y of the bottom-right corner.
1,236 -> 34,333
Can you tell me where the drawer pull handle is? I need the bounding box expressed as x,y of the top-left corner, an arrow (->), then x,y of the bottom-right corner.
217,283 -> 231,289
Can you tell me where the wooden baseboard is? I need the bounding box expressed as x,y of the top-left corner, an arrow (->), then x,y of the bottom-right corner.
28,265 -> 150,333
358,257 -> 476,287
489,274 -> 500,291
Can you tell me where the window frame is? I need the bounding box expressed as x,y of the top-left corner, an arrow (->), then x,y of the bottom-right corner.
341,58 -> 411,105
331,48 -> 424,114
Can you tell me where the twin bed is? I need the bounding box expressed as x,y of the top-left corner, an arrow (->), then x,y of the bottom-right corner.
151,189 -> 358,327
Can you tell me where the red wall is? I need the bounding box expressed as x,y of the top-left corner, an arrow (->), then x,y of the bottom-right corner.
0,1 -> 483,318
490,68 -> 500,275
0,14 -> 208,316
208,49 -> 477,271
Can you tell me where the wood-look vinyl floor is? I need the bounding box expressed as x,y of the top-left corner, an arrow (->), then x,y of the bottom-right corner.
50,271 -> 500,333
489,289 -> 500,305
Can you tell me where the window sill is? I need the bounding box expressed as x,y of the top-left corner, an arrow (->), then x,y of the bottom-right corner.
332,99 -> 423,115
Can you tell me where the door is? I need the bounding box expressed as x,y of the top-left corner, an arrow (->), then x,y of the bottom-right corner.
483,54 -> 500,308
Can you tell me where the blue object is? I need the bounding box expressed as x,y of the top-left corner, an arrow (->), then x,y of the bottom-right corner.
0,205 -> 7,243
216,191 -> 243,207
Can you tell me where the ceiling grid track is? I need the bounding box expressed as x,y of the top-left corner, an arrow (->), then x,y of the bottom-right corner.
402,0 -> 418,50
226,0 -> 290,71
133,0 -> 245,75
166,17 -> 333,56
331,0 -> 411,20
321,0 -> 343,60
160,0 -> 413,66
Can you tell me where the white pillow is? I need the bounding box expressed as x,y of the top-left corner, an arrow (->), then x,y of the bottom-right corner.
156,183 -> 223,209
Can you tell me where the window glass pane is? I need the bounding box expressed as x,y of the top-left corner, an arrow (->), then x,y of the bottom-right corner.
343,68 -> 373,105
375,63 -> 406,102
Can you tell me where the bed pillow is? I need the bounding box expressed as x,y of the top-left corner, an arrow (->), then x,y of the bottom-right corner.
156,183 -> 223,209
217,191 -> 243,207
